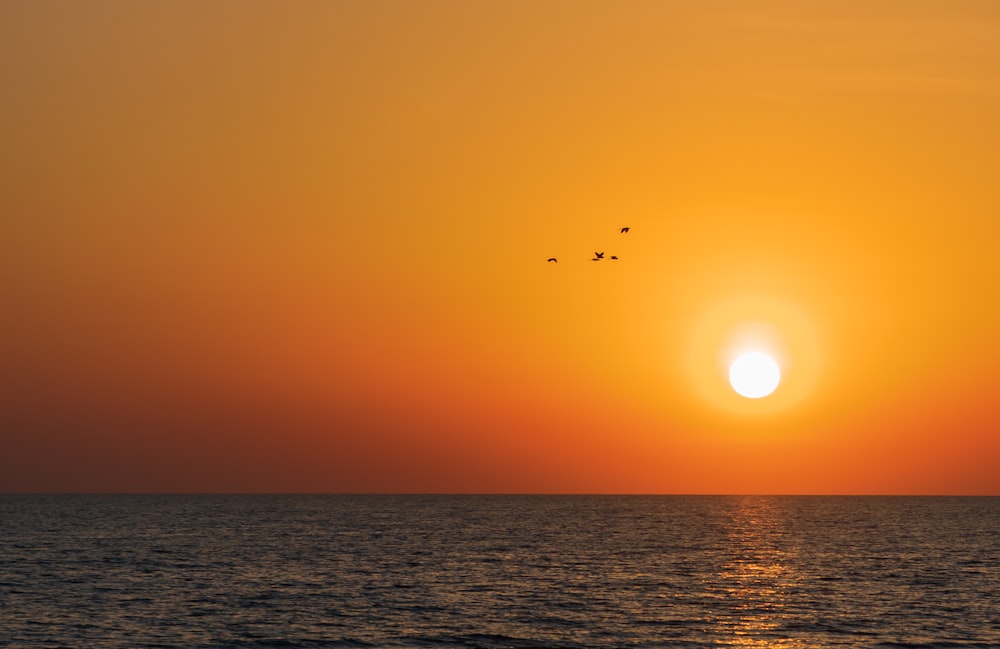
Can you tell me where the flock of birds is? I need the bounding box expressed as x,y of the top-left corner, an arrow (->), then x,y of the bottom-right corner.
547,227 -> 629,264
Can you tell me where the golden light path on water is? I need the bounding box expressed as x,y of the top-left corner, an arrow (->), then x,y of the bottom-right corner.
706,498 -> 809,648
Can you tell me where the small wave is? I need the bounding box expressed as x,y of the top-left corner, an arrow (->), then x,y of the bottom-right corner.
875,643 -> 1000,649
400,633 -> 585,649
238,639 -> 376,649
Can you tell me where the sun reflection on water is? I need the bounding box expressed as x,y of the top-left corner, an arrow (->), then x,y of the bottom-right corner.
704,497 -> 813,648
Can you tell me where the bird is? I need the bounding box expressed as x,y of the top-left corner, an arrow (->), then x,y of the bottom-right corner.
610,255 -> 618,260
547,257 -> 558,263
594,252 -> 605,259
620,227 -> 630,234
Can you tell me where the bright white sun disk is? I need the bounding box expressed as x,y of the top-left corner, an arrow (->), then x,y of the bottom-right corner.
729,352 -> 781,398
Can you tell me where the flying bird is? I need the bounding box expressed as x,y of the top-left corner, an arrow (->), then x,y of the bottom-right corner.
620,227 -> 630,233
547,257 -> 558,263
594,252 -> 605,259
611,256 -> 618,260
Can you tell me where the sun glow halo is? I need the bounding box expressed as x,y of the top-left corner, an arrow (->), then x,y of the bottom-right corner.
685,295 -> 822,415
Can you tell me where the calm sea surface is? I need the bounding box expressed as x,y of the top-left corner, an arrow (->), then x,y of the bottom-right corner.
2,495 -> 998,648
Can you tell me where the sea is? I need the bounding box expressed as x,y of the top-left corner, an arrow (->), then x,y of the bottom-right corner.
1,495 -> 998,648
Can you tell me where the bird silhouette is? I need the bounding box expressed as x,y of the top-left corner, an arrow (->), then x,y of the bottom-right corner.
620,227 -> 630,233
547,257 -> 558,263
594,252 -> 605,259
610,255 -> 618,260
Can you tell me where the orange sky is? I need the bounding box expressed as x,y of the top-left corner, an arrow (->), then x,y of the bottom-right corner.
2,1 -> 999,493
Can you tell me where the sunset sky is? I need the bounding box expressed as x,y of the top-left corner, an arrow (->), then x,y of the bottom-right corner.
3,1 -> 999,494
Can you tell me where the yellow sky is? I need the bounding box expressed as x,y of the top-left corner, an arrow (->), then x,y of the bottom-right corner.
2,1 -> 999,493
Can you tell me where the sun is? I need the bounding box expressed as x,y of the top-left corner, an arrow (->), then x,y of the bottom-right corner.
729,351 -> 781,399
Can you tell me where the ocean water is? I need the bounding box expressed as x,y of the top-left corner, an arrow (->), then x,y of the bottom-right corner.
1,495 -> 998,648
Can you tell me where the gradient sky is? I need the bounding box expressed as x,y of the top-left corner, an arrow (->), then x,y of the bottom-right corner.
3,0 -> 999,494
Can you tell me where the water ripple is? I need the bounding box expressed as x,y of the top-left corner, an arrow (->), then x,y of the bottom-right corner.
2,495 -> 999,648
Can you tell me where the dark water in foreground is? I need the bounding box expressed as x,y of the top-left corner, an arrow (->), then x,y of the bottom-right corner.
2,496 -> 998,648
